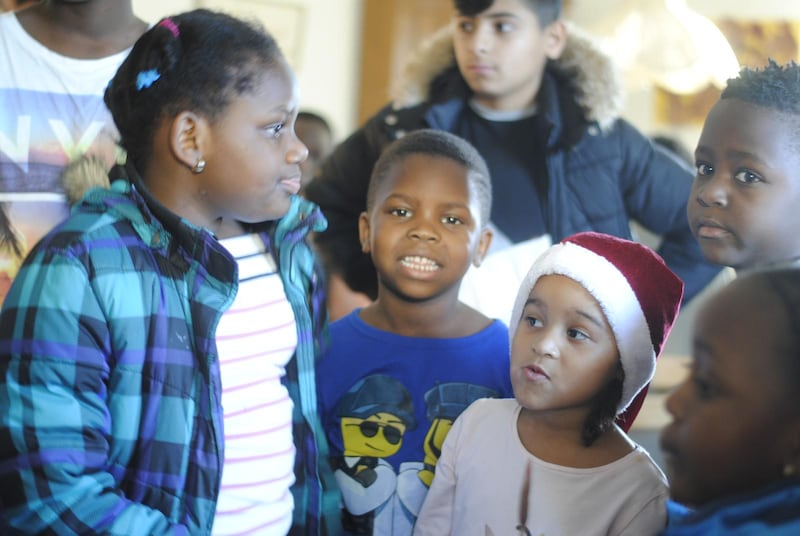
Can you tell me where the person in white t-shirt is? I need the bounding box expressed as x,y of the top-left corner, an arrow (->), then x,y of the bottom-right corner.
0,0 -> 36,13
0,0 -> 146,304
414,232 -> 684,536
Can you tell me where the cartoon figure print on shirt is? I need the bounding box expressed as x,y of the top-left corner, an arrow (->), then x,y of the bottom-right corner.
333,374 -> 498,534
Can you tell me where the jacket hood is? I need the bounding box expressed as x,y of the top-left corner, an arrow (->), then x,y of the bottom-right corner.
390,21 -> 623,131
61,156 -> 203,251
60,154 -> 112,206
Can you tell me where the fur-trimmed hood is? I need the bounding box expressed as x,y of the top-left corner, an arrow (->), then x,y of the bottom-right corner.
390,21 -> 623,131
60,155 -> 112,206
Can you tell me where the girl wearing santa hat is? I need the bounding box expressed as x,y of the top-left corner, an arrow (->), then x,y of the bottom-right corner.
415,231 -> 684,536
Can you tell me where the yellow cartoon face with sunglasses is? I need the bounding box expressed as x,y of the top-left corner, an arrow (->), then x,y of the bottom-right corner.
336,374 -> 417,468
341,413 -> 408,459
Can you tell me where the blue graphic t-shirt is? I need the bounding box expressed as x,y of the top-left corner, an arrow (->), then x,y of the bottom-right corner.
317,311 -> 513,534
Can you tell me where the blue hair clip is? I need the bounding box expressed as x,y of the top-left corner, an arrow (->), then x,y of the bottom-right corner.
136,69 -> 161,91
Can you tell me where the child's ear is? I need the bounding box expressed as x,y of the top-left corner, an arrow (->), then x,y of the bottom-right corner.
472,227 -> 493,267
543,20 -> 567,60
170,111 -> 208,172
358,211 -> 371,253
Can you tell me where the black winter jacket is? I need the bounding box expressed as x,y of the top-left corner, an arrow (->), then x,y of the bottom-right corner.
306,24 -> 720,303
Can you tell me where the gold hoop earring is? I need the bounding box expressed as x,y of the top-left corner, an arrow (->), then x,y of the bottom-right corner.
192,157 -> 206,174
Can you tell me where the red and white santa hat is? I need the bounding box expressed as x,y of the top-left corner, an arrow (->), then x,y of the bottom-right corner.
509,232 -> 684,414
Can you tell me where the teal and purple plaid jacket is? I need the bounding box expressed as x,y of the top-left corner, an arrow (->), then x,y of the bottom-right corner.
266,195 -> 342,535
0,176 -> 237,534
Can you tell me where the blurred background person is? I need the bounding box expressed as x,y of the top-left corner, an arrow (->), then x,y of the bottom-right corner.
296,110 -> 334,195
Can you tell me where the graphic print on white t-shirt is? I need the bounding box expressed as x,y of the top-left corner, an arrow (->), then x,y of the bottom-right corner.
0,12 -> 130,305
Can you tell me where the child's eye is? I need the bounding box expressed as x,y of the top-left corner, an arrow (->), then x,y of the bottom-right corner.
566,327 -> 589,341
264,122 -> 285,138
389,208 -> 411,218
695,162 -> 714,176
734,169 -> 763,185
495,21 -> 513,33
441,215 -> 464,225
523,315 -> 542,328
457,20 -> 474,33
692,376 -> 716,400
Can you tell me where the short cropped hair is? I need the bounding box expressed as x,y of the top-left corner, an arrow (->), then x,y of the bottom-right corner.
721,60 -> 800,154
454,0 -> 561,27
722,60 -> 800,115
366,130 -> 492,228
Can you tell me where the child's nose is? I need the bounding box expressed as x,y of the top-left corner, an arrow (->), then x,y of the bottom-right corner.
664,380 -> 689,419
287,138 -> 309,165
409,216 -> 439,242
531,330 -> 559,359
695,175 -> 728,207
408,219 -> 439,242
470,24 -> 492,54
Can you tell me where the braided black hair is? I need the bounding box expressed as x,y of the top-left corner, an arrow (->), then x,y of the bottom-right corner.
104,9 -> 283,172
582,359 -> 625,446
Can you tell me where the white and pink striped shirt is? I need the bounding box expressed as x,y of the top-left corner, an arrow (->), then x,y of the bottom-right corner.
213,233 -> 297,536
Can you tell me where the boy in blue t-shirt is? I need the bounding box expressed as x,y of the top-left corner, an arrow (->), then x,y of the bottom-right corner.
316,129 -> 512,535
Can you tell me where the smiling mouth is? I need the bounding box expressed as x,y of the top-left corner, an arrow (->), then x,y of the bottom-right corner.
400,255 -> 440,272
